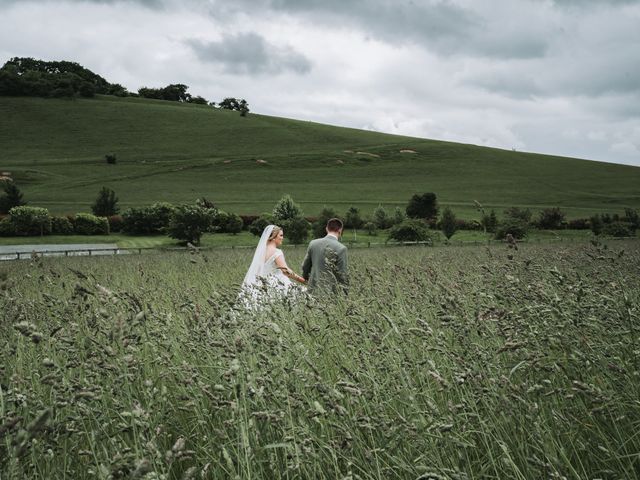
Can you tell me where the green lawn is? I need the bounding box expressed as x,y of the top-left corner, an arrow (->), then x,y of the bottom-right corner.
1,96 -> 639,219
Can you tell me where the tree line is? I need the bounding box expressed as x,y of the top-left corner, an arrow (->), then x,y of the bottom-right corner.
0,57 -> 249,114
1,181 -> 638,245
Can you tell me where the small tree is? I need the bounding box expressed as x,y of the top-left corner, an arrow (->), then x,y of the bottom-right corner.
0,182 -> 26,214
538,207 -> 565,229
373,204 -> 391,229
392,207 -> 407,225
105,154 -> 117,164
503,207 -> 532,224
225,213 -> 244,235
389,219 -> 432,243
9,206 -> 51,236
439,207 -> 457,240
344,206 -> 364,230
406,193 -> 438,222
589,214 -> 603,236
480,209 -> 498,233
624,208 -> 639,233
249,214 -> 274,237
91,187 -> 119,217
272,194 -> 303,222
281,217 -> 310,244
167,204 -> 211,245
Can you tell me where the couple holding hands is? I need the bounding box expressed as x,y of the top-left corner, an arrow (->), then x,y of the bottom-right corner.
240,218 -> 348,307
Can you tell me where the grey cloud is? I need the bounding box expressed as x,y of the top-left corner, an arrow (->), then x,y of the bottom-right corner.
0,0 -> 164,7
187,33 -> 312,75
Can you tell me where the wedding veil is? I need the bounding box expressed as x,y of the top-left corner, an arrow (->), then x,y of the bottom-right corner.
242,224 -> 275,287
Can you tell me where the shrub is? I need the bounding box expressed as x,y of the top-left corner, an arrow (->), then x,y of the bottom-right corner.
344,206 -> 364,230
503,207 -> 532,224
388,219 -> 432,243
364,221 -> 377,236
122,202 -> 175,235
589,214 -> 604,236
480,210 -> 498,233
439,206 -> 457,240
272,194 -> 303,222
249,215 -> 274,237
624,208 -> 639,233
567,218 -> 590,230
392,207 -> 407,226
167,204 -> 211,245
406,193 -> 438,221
51,216 -> 74,235
455,218 -> 482,231
105,154 -> 117,164
603,221 -> 633,238
281,217 -> 310,244
91,187 -> 119,217
373,205 -> 392,229
240,215 -> 259,229
495,219 -> 528,240
0,216 -> 15,236
108,215 -> 124,233
225,213 -> 244,235
537,207 -> 565,229
9,206 -> 51,236
74,213 -> 109,235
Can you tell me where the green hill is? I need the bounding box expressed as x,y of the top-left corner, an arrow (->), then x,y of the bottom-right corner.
1,95 -> 639,218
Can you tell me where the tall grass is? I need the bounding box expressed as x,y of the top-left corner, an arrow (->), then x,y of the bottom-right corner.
1,241 -> 639,478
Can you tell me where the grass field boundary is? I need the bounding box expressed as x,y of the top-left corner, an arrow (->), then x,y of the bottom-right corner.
2,235 -> 637,261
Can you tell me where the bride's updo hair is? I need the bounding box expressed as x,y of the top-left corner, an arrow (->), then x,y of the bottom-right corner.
268,225 -> 282,241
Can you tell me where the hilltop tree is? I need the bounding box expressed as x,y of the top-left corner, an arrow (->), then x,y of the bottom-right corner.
91,187 -> 119,217
406,193 -> 438,222
219,97 -> 250,115
0,182 -> 26,214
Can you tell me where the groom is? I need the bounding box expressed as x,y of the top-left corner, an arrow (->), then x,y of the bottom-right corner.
302,218 -> 349,294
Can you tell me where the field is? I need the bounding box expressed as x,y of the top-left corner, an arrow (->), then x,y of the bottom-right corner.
1,96 -> 640,218
1,240 -> 639,479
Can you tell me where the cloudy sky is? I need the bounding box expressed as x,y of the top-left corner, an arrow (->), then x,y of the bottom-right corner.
2,0 -> 640,166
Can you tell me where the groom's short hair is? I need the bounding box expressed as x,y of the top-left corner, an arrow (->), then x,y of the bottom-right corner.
326,218 -> 343,232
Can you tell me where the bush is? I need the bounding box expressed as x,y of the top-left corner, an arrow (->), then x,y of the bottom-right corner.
108,215 -> 124,233
567,218 -> 590,230
480,210 -> 498,233
364,221 -> 377,236
495,219 -> 528,240
240,215 -> 259,229
406,193 -> 438,221
603,221 -> 633,238
439,206 -> 457,240
91,187 -> 119,216
0,216 -> 15,236
455,218 -> 483,231
51,216 -> 74,235
105,154 -> 117,164
281,217 -> 310,244
122,202 -> 175,235
344,206 -> 364,230
624,208 -> 639,233
74,213 -> 109,235
167,204 -> 211,245
373,205 -> 392,229
537,207 -> 565,229
225,213 -> 244,235
249,215 -> 274,237
272,194 -> 303,222
503,207 -> 532,224
388,219 -> 432,243
9,206 -> 51,236
392,207 -> 407,226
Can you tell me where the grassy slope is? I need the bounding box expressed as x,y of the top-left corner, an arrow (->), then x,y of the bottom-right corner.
1,95 -> 639,218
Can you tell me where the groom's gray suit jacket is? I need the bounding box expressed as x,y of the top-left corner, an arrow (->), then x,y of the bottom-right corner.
302,234 -> 349,294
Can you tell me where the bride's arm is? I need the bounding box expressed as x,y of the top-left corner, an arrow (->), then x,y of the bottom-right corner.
275,254 -> 306,284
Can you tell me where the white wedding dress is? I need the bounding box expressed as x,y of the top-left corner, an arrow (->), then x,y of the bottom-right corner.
239,225 -> 298,309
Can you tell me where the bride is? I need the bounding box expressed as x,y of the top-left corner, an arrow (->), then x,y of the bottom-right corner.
240,224 -> 306,308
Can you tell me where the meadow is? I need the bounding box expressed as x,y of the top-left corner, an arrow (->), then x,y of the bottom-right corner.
1,240 -> 639,479
2,96 -> 640,218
